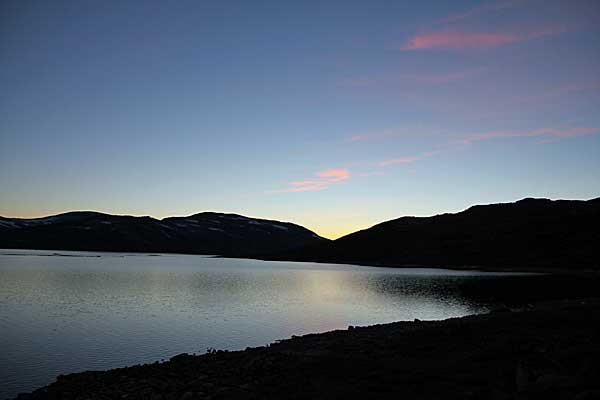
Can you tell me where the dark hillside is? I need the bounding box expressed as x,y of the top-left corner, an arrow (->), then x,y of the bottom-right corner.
266,198 -> 600,271
0,212 -> 327,256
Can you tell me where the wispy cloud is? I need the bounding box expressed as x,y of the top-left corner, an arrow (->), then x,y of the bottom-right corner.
378,151 -> 438,167
378,156 -> 421,167
275,168 -> 350,193
376,126 -> 597,169
436,0 -> 528,25
348,126 -> 448,143
409,70 -> 479,84
401,26 -> 568,50
349,128 -> 403,142
403,31 -> 518,50
274,125 -> 597,194
516,80 -> 600,104
456,127 -> 599,145
340,69 -> 480,89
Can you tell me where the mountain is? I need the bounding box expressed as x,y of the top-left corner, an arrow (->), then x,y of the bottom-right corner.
265,198 -> 600,271
0,211 -> 328,256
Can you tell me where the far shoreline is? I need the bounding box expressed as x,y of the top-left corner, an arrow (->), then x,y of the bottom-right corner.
0,247 -> 577,274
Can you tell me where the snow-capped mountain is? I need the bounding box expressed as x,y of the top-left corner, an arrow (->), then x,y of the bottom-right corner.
0,211 -> 328,256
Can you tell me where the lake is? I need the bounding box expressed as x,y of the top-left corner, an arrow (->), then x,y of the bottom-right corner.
0,249 -> 544,398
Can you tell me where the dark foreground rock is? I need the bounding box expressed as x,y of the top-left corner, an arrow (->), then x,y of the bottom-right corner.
15,299 -> 600,400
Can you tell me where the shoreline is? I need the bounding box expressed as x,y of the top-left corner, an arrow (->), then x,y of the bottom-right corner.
1,248 -> 584,274
14,298 -> 600,400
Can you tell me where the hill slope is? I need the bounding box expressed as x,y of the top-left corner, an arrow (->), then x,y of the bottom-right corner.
267,197 -> 600,271
0,211 -> 327,256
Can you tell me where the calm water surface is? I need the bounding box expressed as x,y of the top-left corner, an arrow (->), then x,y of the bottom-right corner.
0,249 -> 534,398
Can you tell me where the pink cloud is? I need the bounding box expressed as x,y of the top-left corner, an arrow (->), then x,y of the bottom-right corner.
316,168 -> 350,181
402,26 -> 568,50
276,168 -> 350,193
378,151 -> 440,167
281,185 -> 326,193
403,31 -> 518,50
274,125 -> 597,194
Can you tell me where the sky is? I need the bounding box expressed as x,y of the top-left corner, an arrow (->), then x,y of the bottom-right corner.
1,0 -> 599,239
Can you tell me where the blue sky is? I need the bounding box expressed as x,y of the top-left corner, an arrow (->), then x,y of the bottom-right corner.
1,0 -> 599,238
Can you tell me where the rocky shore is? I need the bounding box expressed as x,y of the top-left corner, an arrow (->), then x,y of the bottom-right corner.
14,299 -> 600,400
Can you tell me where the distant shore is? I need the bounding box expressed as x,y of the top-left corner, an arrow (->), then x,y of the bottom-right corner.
1,247 -> 583,274
14,298 -> 600,400
252,255 -> 584,273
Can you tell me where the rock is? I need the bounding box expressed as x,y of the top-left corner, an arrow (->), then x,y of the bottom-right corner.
214,387 -> 247,399
490,305 -> 512,314
534,374 -> 579,391
574,391 -> 600,400
515,361 -> 531,392
170,353 -> 190,362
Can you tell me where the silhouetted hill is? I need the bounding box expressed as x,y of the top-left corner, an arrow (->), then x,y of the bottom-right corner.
266,197 -> 600,271
0,211 -> 327,256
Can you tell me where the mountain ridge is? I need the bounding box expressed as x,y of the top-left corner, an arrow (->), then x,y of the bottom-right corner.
2,197 -> 599,271
0,211 -> 327,256
262,197 -> 600,271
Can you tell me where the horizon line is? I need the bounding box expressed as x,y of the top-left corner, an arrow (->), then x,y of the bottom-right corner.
2,195 -> 598,240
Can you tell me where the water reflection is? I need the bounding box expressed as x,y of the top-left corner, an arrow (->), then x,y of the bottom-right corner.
0,249 -> 565,398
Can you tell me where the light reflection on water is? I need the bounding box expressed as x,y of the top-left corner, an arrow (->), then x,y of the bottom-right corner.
0,249 -> 530,398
